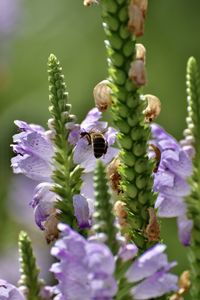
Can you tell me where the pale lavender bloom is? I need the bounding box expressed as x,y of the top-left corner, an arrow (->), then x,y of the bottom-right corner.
151,124 -> 193,246
73,194 -> 91,229
0,279 -> 25,299
69,108 -> 118,173
50,223 -> 117,300
51,224 -> 177,300
126,244 -> 178,300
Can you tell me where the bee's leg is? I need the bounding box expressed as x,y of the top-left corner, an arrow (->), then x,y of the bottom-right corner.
85,133 -> 92,145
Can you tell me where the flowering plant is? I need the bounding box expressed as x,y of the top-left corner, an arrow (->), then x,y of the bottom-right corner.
1,1 -> 200,299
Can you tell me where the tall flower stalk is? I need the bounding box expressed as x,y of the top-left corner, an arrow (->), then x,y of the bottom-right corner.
100,0 -> 156,250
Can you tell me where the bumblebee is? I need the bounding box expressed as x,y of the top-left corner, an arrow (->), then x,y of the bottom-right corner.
80,130 -> 108,158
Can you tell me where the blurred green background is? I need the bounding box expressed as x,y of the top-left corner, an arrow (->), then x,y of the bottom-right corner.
0,0 -> 200,297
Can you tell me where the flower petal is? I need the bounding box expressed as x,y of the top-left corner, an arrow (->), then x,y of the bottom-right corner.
0,279 -> 25,299
155,194 -> 186,218
177,215 -> 193,246
73,195 -> 91,229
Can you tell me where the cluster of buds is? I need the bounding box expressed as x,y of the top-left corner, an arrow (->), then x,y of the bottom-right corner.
143,94 -> 161,123
93,79 -> 113,112
128,0 -> 148,37
128,43 -> 147,87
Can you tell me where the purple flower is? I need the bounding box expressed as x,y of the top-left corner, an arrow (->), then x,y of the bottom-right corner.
50,224 -> 177,300
11,109 -> 118,230
0,279 -> 25,299
50,223 -> 117,300
69,108 -> 118,173
151,124 -> 193,246
126,244 -> 178,300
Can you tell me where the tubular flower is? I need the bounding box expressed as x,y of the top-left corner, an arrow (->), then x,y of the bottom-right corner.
151,124 -> 193,246
50,224 -> 177,300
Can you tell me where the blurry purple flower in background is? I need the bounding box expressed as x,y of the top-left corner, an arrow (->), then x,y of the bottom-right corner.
0,279 -> 25,300
50,224 -> 178,300
151,124 -> 193,246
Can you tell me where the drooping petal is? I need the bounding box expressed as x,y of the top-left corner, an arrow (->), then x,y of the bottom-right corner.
81,108 -> 102,131
132,271 -> 178,300
177,215 -> 193,246
155,194 -> 186,218
11,154 -> 52,182
126,244 -> 167,282
73,195 -> 91,229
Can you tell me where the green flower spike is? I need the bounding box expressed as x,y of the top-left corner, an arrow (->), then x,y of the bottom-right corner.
93,160 -> 118,254
100,1 -> 156,251
184,57 -> 200,299
48,54 -> 82,227
18,231 -> 42,300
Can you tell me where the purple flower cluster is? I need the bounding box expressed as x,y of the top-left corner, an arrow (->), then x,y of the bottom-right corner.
151,124 -> 193,246
0,280 -> 25,300
51,223 -> 178,300
11,109 -> 118,230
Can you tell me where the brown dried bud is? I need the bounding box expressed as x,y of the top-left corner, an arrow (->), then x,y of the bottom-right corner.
169,271 -> 191,300
149,144 -> 161,173
107,157 -> 122,194
93,79 -> 112,112
136,43 -> 146,62
114,201 -> 128,227
44,210 -> 59,243
83,0 -> 99,6
128,0 -> 148,37
143,94 -> 161,122
129,59 -> 147,87
145,207 -> 160,242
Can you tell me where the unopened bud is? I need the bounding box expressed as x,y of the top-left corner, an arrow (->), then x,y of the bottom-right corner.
145,207 -> 160,242
136,43 -> 146,62
129,60 -> 147,87
169,270 -> 191,300
114,201 -> 128,228
128,0 -> 148,37
47,118 -> 55,130
44,210 -> 59,243
93,80 -> 112,112
83,0 -> 99,6
143,94 -> 161,122
107,157 -> 121,194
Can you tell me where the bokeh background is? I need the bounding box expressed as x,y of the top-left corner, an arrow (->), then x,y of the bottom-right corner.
0,0 -> 200,297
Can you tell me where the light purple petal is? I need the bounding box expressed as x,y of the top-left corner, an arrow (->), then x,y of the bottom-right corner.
81,173 -> 94,200
81,108 -> 102,131
104,126 -> 118,146
126,244 -> 167,282
132,272 -> 178,300
118,244 -> 138,262
177,215 -> 193,246
90,275 -> 118,298
68,124 -> 81,145
73,195 -> 91,229
155,194 -> 186,218
11,154 -> 52,181
0,279 -> 25,300
159,175 -> 191,197
154,171 -> 174,190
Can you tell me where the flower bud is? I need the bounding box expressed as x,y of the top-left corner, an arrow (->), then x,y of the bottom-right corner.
44,211 -> 59,243
93,79 -> 112,112
128,60 -> 147,87
83,0 -> 99,6
128,0 -> 148,37
107,157 -> 121,194
114,201 -> 128,228
145,207 -> 160,242
136,43 -> 146,62
143,94 -> 161,122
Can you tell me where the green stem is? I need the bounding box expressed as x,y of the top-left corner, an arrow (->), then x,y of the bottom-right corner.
100,0 -> 156,251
